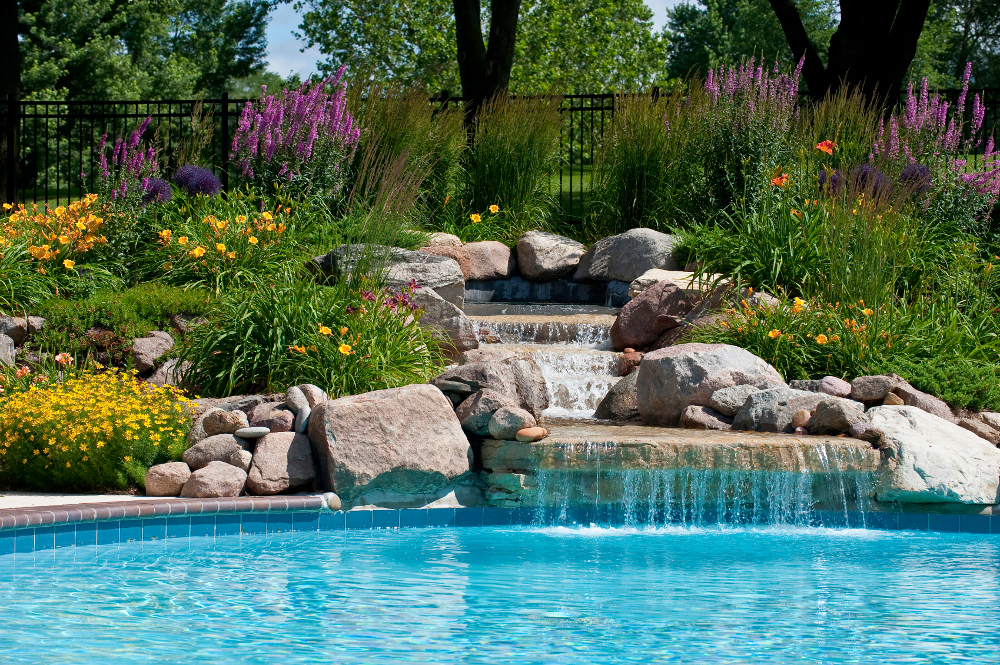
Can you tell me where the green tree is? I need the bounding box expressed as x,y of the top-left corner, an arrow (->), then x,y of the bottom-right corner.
18,0 -> 273,100
294,0 -> 664,94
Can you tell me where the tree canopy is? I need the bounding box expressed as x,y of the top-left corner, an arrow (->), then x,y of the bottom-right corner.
17,0 -> 272,100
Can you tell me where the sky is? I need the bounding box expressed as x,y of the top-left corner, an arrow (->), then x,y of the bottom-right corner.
265,1 -> 682,78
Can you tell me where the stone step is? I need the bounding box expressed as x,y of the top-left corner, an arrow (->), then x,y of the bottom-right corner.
471,314 -> 615,345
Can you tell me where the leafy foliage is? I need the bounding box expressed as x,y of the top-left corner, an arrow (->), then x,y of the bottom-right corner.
880,357 -> 1000,412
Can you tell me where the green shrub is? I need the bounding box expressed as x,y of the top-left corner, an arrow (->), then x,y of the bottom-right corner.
0,366 -> 189,491
31,283 -> 213,363
177,272 -> 444,398
880,357 -> 1000,412
0,237 -> 53,312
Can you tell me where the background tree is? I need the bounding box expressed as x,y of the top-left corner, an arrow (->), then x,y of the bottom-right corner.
18,0 -> 273,101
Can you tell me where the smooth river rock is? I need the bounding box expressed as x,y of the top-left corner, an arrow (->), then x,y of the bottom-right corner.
180,461 -> 247,498
465,241 -> 516,280
307,384 -> 472,501
516,231 -> 586,280
145,462 -> 192,496
246,432 -> 315,495
732,388 -> 863,434
870,405 -> 1000,504
487,406 -> 537,441
610,280 -> 692,351
574,228 -> 681,283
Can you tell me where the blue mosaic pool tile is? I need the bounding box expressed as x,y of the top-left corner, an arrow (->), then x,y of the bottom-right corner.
992,514 -> 1000,535
960,515 -> 991,534
165,517 -> 190,539
292,512 -> 320,532
97,521 -> 120,545
510,507 -> 534,525
33,526 -> 54,551
346,511 -> 373,530
482,507 -> 511,526
14,529 -> 34,553
566,506 -> 596,526
318,512 -> 345,531
141,519 -> 166,541
372,510 -> 400,529
0,531 -> 14,556
399,509 -> 427,528
928,513 -> 960,533
190,516 -> 216,538
426,508 -> 455,527
53,524 -> 76,548
119,520 -> 143,543
898,512 -> 929,531
267,512 -> 294,534
75,522 -> 97,546
241,513 -> 268,535
215,514 -> 241,537
455,508 -> 483,527
866,512 -> 899,531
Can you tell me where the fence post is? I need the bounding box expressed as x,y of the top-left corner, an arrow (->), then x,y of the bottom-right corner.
2,94 -> 17,204
220,92 -> 229,192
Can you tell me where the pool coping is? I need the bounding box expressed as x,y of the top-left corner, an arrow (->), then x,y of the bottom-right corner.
0,497 -> 998,557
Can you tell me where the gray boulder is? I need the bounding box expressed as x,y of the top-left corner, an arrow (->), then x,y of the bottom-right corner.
148,359 -> 189,387
456,389 -> 518,436
187,407 -> 223,446
296,384 -> 328,408
180,461 -> 247,498
307,383 -> 472,501
465,241 -> 516,280
246,432 -> 315,495
424,232 -> 462,248
637,343 -> 785,426
145,462 -> 192,496
594,372 -> 641,421
433,355 -> 549,419
0,334 -> 13,367
733,388 -> 863,433
131,331 -> 174,373
610,280 -> 692,351
957,418 -> 1000,446
182,434 -> 248,470
309,244 -> 466,309
850,374 -> 909,402
893,385 -> 955,422
805,398 -> 867,435
678,405 -> 732,430
419,245 -> 471,278
284,386 -> 311,434
516,231 -> 586,280
0,317 -> 27,345
709,384 -> 761,417
248,401 -> 294,432
870,405 -> 1000,504
487,406 -> 537,441
573,228 -> 680,283
412,286 -> 478,359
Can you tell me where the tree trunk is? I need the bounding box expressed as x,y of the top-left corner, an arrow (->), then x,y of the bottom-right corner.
768,0 -> 931,109
453,0 -> 522,123
0,0 -> 20,205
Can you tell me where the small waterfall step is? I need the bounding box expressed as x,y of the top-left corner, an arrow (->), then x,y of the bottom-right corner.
470,314 -> 616,346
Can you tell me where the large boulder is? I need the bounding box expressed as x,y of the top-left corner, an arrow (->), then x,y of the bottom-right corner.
678,405 -> 732,430
419,245 -> 471,278
307,384 -> 472,500
487,406 -> 537,441
609,281 -> 692,351
594,372 -> 641,421
180,461 -> 247,498
246,432 -> 315,495
424,232 -> 462,248
0,317 -> 27,345
148,359 -> 189,387
637,343 -> 785,426
145,462 -> 192,496
709,384 -> 760,417
131,331 -> 174,373
455,389 -> 518,436
432,355 -> 549,419
870,405 -> 1000,504
202,409 -> 249,436
0,334 -> 13,367
732,387 -> 863,433
411,286 -> 478,358
309,244 -> 466,309
893,385 -> 955,422
516,231 -> 586,280
850,374 -> 909,402
247,401 -> 294,432
182,434 -> 248,470
465,241 -> 516,280
573,228 -> 681,283
805,398 -> 867,435
628,269 -> 725,301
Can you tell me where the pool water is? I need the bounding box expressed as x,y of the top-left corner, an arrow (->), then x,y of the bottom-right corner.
1,525 -> 998,663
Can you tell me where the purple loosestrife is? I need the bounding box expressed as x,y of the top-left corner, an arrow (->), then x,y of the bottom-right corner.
97,117 -> 160,209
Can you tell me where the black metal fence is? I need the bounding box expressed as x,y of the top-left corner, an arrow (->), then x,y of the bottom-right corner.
2,90 -> 999,219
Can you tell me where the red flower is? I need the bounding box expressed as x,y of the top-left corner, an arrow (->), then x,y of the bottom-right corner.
771,173 -> 789,188
815,140 -> 836,155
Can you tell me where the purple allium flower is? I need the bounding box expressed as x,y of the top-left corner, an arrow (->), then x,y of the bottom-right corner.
850,164 -> 890,198
173,165 -> 222,197
141,177 -> 172,206
899,163 -> 933,194
818,169 -> 843,195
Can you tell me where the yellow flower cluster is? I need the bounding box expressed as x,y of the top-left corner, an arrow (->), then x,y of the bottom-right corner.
0,368 -> 190,491
158,208 -> 288,267
3,195 -> 106,263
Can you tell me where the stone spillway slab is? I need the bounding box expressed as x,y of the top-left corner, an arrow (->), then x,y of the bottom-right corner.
471,314 -> 616,345
481,424 -> 880,475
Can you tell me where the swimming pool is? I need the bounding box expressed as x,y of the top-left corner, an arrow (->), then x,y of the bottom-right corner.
1,524 -> 998,663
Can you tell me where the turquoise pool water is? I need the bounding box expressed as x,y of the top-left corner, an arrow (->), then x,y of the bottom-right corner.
0,525 -> 998,663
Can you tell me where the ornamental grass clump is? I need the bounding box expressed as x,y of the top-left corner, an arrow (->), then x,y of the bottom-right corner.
0,362 -> 189,491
